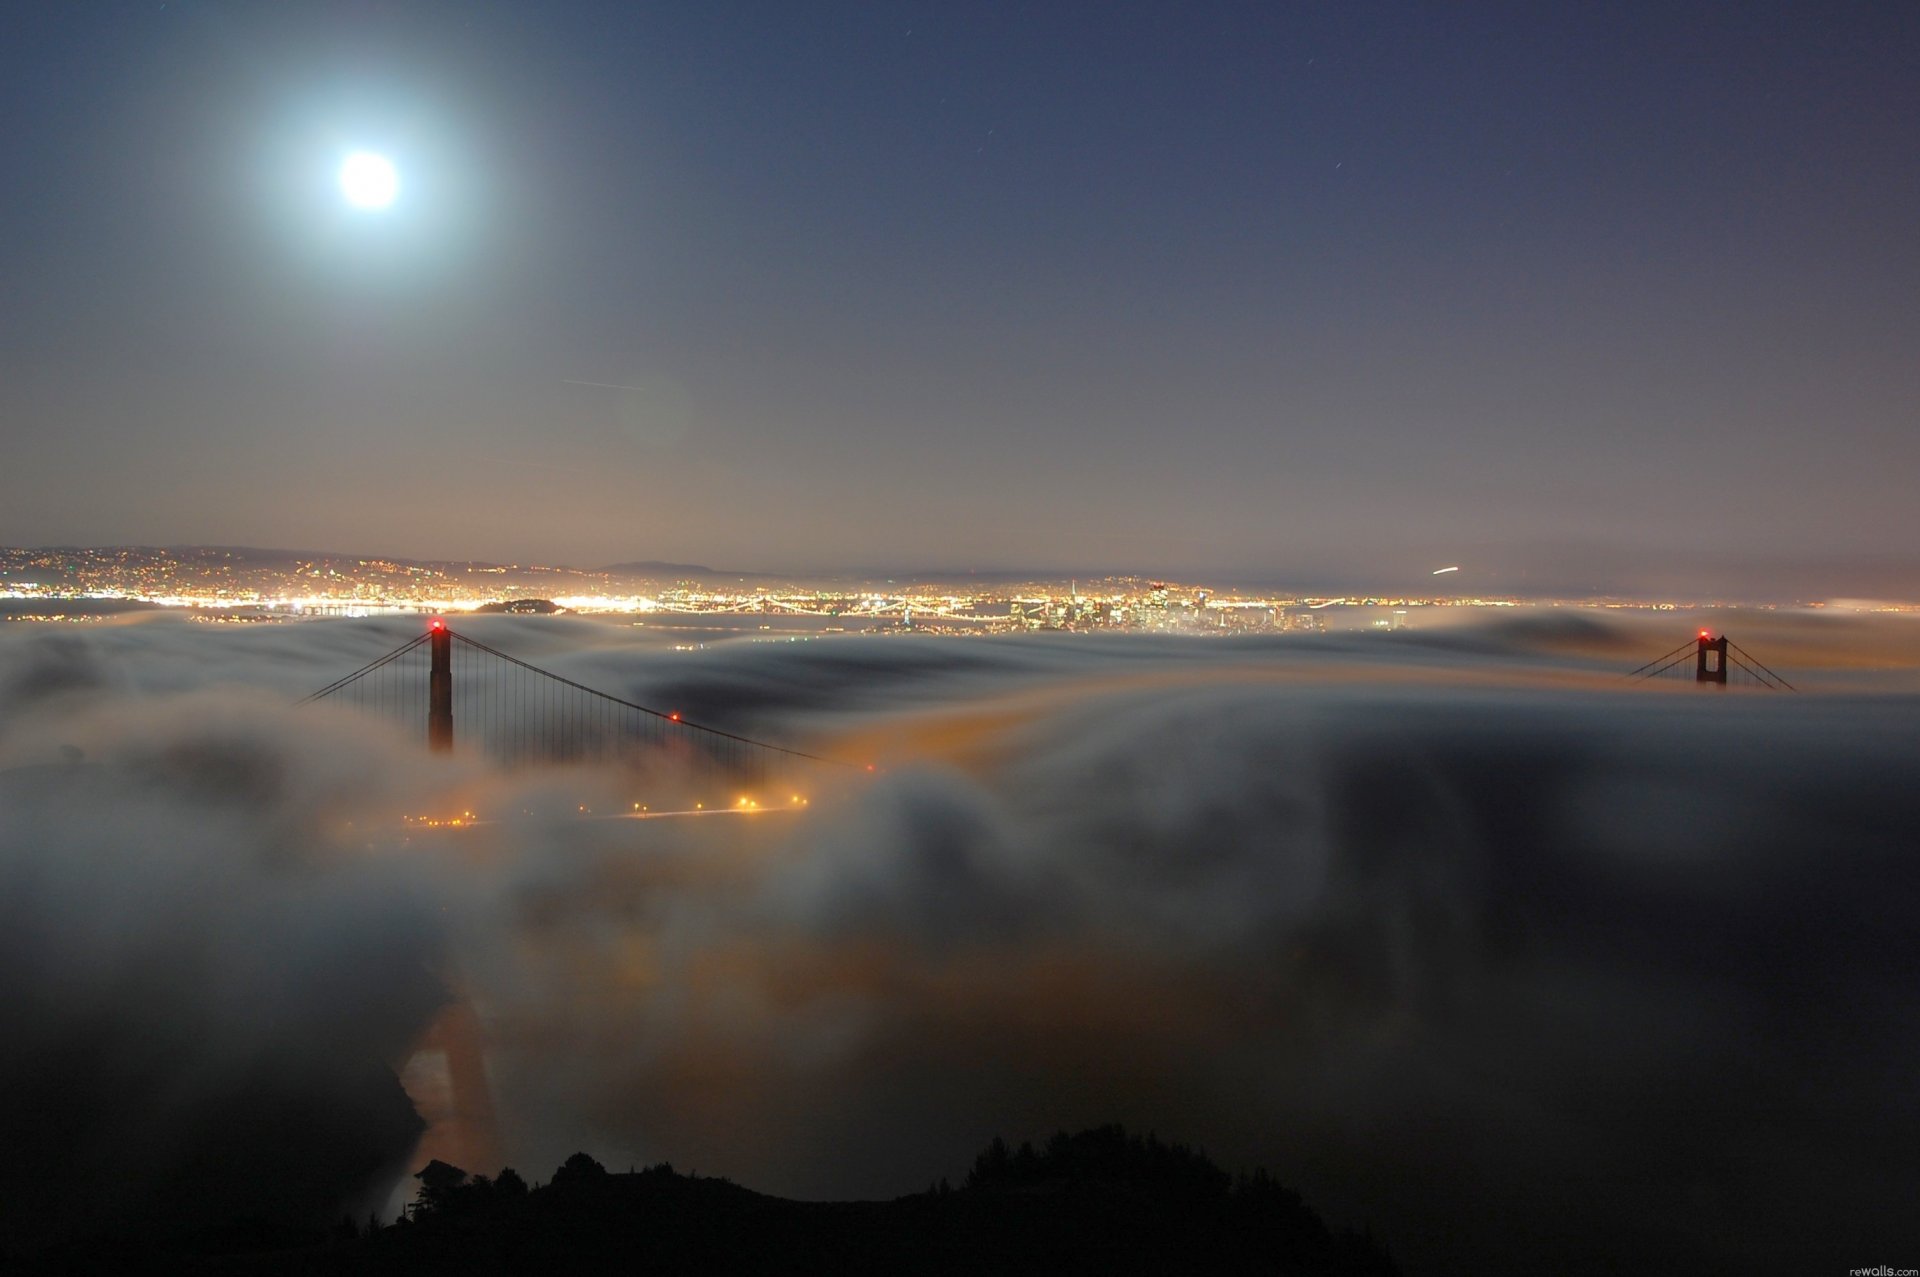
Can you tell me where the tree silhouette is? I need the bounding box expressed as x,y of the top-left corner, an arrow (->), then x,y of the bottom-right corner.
551,1152 -> 608,1189
410,1159 -> 468,1216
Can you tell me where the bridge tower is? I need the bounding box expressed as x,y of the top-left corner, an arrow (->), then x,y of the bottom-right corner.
1695,630 -> 1728,686
428,618 -> 454,751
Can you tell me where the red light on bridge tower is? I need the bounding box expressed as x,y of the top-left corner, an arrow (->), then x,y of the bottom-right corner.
1695,631 -> 1728,686
429,619 -> 454,751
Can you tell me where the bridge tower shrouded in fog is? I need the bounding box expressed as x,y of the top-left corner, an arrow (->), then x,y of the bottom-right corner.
1695,630 -> 1728,686
428,619 -> 454,752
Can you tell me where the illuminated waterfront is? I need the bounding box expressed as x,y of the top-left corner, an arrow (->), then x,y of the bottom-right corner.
10,544 -> 1898,634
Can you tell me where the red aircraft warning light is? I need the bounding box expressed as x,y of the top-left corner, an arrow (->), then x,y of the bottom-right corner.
430,617 -> 446,631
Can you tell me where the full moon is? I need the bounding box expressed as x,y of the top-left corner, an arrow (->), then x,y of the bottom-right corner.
338,151 -> 398,209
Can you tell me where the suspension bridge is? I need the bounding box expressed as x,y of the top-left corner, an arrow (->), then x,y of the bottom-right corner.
299,618 -> 850,782
300,620 -> 1792,785
1628,630 -> 1794,690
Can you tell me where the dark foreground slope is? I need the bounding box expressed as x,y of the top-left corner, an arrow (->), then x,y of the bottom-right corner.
44,1128 -> 1399,1275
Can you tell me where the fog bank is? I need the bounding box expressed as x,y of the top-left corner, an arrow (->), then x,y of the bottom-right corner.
2,612 -> 1916,1271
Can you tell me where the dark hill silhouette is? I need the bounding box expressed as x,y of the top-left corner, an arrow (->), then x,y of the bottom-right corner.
14,1127 -> 1397,1274
269,1127 -> 1396,1274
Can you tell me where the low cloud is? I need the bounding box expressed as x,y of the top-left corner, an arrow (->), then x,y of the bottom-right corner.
2,613 -> 1917,1271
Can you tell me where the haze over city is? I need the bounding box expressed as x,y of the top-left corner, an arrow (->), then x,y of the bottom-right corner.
3,4 -> 1918,1274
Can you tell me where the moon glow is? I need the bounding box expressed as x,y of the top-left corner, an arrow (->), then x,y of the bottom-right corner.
338,151 -> 398,209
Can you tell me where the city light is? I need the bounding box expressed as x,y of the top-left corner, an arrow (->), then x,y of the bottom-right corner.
7,547 -> 1832,637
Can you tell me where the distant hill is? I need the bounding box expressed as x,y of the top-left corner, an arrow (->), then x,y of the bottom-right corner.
155,546 -> 483,568
595,559 -> 734,578
3,546 -> 1169,592
159,547 -> 751,580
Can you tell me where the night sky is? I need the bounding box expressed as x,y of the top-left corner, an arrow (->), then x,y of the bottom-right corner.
3,3 -> 1916,591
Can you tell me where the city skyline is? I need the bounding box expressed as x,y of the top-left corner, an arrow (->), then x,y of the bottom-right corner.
7,538 -> 1918,609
